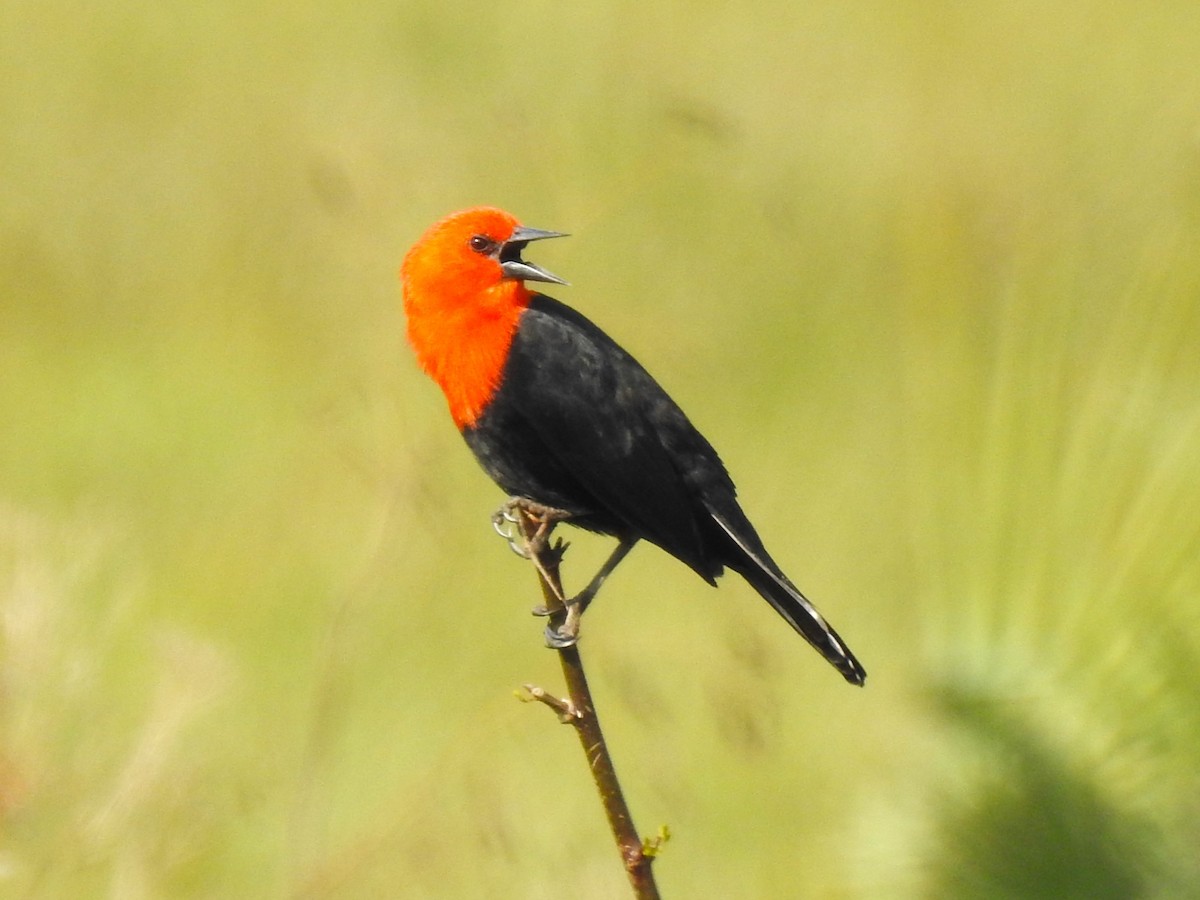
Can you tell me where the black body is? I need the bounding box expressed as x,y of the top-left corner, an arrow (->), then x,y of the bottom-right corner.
463,294 -> 866,685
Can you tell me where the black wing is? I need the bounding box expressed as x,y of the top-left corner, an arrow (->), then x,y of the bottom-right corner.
493,294 -> 724,580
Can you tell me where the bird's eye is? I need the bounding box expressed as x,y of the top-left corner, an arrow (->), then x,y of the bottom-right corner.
469,235 -> 494,254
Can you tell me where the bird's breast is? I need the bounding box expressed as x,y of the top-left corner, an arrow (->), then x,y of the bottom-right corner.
407,301 -> 525,429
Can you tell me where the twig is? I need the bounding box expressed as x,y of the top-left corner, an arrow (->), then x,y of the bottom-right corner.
518,683 -> 580,723
515,509 -> 662,900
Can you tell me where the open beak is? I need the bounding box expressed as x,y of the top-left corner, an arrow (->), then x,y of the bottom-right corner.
500,225 -> 569,285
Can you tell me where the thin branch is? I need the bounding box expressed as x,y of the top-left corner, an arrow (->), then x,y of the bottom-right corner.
518,683 -> 581,723
515,509 -> 662,900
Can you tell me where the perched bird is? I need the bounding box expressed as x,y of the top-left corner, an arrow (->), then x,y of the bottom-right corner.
401,207 -> 865,685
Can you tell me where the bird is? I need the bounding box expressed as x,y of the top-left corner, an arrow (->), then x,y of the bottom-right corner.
401,206 -> 865,685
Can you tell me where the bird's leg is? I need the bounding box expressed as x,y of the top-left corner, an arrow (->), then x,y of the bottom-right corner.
493,496 -> 572,557
500,500 -> 637,649
573,535 -> 637,616
495,497 -> 574,609
543,535 -> 638,649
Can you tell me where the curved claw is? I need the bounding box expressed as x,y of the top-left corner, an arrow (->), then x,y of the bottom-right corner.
492,510 -> 532,558
531,604 -> 552,617
544,624 -> 580,649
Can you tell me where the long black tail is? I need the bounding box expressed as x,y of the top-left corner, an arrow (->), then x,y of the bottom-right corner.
707,506 -> 866,686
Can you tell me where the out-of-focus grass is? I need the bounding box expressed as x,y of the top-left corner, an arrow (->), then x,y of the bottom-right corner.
3,1 -> 1199,897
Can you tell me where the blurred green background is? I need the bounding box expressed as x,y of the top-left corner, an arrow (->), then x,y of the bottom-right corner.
3,1 -> 1199,897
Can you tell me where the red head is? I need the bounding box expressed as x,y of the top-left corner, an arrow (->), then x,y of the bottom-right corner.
401,207 -> 567,428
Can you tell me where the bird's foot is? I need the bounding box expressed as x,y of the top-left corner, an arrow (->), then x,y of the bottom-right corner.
544,623 -> 579,649
491,504 -> 529,558
543,600 -> 583,648
491,497 -> 573,558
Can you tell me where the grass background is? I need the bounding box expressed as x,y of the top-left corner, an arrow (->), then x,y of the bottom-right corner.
3,1 -> 1200,897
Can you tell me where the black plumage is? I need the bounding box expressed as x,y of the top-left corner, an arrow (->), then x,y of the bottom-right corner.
463,294 -> 866,685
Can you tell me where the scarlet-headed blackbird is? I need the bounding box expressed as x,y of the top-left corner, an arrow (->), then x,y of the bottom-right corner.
402,207 -> 865,685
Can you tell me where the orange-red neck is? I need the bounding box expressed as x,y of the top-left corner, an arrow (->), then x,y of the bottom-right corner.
405,279 -> 532,429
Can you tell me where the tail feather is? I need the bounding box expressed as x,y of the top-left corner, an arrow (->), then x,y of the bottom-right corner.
707,507 -> 866,686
